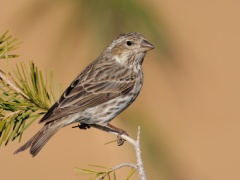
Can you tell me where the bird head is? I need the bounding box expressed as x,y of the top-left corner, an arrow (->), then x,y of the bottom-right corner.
106,32 -> 154,66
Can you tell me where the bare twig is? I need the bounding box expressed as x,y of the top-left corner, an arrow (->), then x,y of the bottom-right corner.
135,126 -> 145,179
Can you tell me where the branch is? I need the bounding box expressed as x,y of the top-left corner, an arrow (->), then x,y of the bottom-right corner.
0,31 -> 61,146
0,30 -> 22,60
90,125 -> 146,180
96,163 -> 137,180
0,70 -> 30,101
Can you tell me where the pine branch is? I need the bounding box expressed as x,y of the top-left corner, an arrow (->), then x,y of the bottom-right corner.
0,31 -> 61,146
0,30 -> 22,59
0,62 -> 61,146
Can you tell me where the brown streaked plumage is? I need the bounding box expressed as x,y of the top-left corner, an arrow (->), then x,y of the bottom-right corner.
14,32 -> 154,157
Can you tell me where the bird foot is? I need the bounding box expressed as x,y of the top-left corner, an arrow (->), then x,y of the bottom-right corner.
72,123 -> 91,130
107,123 -> 128,146
117,134 -> 125,146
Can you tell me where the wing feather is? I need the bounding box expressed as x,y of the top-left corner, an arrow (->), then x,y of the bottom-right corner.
39,63 -> 136,124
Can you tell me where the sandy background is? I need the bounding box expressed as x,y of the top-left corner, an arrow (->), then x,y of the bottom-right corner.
1,0 -> 240,179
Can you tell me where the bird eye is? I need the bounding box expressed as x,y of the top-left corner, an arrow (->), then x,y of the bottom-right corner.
126,41 -> 132,46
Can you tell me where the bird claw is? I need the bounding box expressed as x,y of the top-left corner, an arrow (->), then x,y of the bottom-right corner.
117,130 -> 128,146
72,123 -> 91,130
117,134 -> 125,146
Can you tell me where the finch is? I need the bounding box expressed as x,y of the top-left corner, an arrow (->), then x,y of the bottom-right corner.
14,32 -> 154,157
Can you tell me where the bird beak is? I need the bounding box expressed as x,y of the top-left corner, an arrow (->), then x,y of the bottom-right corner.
140,39 -> 155,52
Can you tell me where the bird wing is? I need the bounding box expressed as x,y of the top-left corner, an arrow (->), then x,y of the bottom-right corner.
39,63 -> 136,124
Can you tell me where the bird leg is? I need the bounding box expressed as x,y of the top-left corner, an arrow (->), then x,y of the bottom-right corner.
72,123 -> 128,146
107,123 -> 129,146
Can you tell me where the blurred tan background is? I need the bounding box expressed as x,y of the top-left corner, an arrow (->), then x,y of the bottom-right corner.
1,0 -> 240,179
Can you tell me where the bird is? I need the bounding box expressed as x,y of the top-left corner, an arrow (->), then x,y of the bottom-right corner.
14,32 -> 154,157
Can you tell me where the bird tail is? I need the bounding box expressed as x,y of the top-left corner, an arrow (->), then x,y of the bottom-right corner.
14,123 -> 64,157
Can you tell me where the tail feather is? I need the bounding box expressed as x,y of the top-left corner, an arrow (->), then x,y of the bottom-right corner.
14,123 -> 63,157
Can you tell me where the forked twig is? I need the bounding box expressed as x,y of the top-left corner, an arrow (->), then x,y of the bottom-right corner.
91,125 -> 146,180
